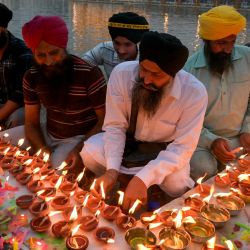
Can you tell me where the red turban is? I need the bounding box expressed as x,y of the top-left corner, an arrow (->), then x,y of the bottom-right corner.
22,16 -> 68,53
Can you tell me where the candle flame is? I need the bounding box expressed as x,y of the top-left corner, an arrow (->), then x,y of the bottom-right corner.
17,138 -> 25,147
182,216 -> 196,224
36,241 -> 42,246
153,207 -> 161,214
83,194 -> 90,207
230,187 -> 243,195
196,173 -> 207,185
6,176 -> 9,182
182,206 -> 191,211
45,197 -> 54,202
26,146 -> 31,151
23,158 -> 33,166
36,189 -> 45,196
206,236 -> 216,248
71,224 -> 81,236
14,150 -> 21,157
214,192 -> 231,197
107,239 -> 115,244
148,222 -> 163,229
226,165 -> 232,171
238,173 -> 250,182
43,153 -> 50,163
69,205 -> 78,221
62,170 -> 68,176
57,161 -> 67,171
128,199 -> 142,214
218,173 -> 228,178
76,168 -> 85,182
33,167 -> 40,174
117,190 -> 124,206
190,193 -> 201,198
95,209 -> 101,217
70,191 -> 75,197
225,240 -> 234,250
172,210 -> 183,228
55,176 -> 63,190
239,153 -> 248,159
100,181 -> 105,200
3,147 -> 10,155
35,149 -> 42,156
142,214 -> 157,222
48,211 -> 62,217
203,185 -> 214,203
90,179 -> 96,190
40,175 -> 48,181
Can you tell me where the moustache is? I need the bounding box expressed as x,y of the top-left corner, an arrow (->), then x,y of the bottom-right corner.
138,81 -> 159,92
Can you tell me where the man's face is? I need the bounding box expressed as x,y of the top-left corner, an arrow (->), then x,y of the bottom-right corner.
209,34 -> 236,54
139,59 -> 171,90
113,36 -> 137,60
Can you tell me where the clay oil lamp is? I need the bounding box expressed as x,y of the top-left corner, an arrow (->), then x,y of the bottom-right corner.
51,195 -> 70,211
63,206 -> 82,222
116,197 -> 140,230
30,216 -> 51,233
5,146 -> 17,158
226,165 -> 240,182
101,205 -> 121,221
238,173 -> 250,198
16,194 -> 34,209
27,179 -> 44,193
85,195 -> 105,213
182,216 -> 215,244
74,190 -> 88,204
0,156 -> 15,170
78,210 -> 99,232
140,210 -> 161,226
20,155 -> 34,165
194,174 -> 211,197
40,169 -> 55,181
60,181 -> 78,196
52,220 -> 71,238
214,173 -> 230,188
184,193 -> 204,212
66,225 -> 89,250
181,206 -> 200,218
65,173 -> 77,183
29,199 -> 49,217
49,174 -> 60,187
158,209 -> 177,227
215,193 -> 245,216
95,226 -> 115,244
16,172 -> 33,185
202,236 -> 231,250
9,164 -> 25,176
237,153 -> 250,172
125,227 -> 157,250
37,187 -> 56,200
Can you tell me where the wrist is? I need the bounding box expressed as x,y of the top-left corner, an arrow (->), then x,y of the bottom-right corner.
106,169 -> 119,181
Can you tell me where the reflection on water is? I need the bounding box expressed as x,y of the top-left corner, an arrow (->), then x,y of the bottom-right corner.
1,0 -> 250,55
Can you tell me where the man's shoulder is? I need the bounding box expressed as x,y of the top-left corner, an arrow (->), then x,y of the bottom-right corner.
71,55 -> 101,71
9,32 -> 31,54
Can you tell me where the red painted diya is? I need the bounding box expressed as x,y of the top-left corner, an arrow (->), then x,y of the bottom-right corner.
158,210 -> 177,227
74,190 -> 88,204
101,205 -> 121,221
29,200 -> 49,217
63,206 -> 82,221
184,196 -> 204,212
194,184 -> 211,197
214,174 -> 230,188
86,196 -> 105,213
37,187 -> 56,199
16,194 -> 34,209
116,214 -> 136,230
0,157 -> 15,169
9,164 -> 24,176
60,181 -> 78,196
16,172 -> 33,185
27,179 -> 44,193
30,216 -> 51,233
95,226 -> 115,243
78,215 -> 99,231
51,196 -> 70,210
140,211 -> 161,226
66,234 -> 89,250
52,220 -> 71,238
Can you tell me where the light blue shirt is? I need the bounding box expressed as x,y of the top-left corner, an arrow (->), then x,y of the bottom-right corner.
184,45 -> 250,149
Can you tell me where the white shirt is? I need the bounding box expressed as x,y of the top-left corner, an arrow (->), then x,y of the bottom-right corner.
103,61 -> 208,187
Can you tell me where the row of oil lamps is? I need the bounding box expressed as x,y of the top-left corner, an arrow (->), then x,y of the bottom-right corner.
0,137 -> 249,250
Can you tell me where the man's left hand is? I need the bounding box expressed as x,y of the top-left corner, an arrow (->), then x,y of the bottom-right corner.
65,149 -> 84,175
239,133 -> 250,153
123,176 -> 147,212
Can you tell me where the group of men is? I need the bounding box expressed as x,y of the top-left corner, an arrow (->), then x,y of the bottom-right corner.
1,2 -> 250,211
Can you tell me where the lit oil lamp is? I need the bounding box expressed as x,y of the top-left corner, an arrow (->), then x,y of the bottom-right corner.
27,179 -> 44,193
195,174 -> 211,197
101,205 -> 121,221
37,187 -> 56,200
0,157 -> 15,170
226,165 -> 240,182
30,216 -> 51,233
9,164 -> 25,176
63,206 -> 82,222
16,194 -> 34,209
202,236 -> 231,250
214,173 -> 230,188
181,207 -> 200,218
50,195 -> 70,210
78,210 -> 99,232
52,220 -> 71,238
158,209 -> 177,227
49,174 -> 60,187
215,193 -> 245,216
66,224 -> 89,250
85,195 -> 105,213
39,169 -> 55,181
140,210 -> 161,226
29,200 -> 49,217
184,193 -> 204,212
125,227 -> 157,250
60,181 -> 78,196
95,226 -> 115,244
16,172 -> 33,185
74,190 -> 88,204
182,216 -> 215,243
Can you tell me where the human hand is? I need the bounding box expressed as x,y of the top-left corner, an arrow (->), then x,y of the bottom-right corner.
211,138 -> 236,163
65,149 -> 84,175
122,176 -> 147,212
239,133 -> 250,153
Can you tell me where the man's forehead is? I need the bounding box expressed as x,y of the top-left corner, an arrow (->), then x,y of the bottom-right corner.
213,34 -> 237,43
35,40 -> 61,52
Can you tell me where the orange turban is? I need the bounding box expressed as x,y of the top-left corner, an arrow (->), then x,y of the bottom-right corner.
22,16 -> 68,53
199,5 -> 246,40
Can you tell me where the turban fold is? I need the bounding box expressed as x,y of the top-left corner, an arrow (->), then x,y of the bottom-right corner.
139,31 -> 189,77
22,16 -> 68,53
0,3 -> 12,28
108,12 -> 149,44
199,5 -> 246,40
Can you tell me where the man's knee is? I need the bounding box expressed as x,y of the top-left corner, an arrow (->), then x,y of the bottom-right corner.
190,150 -> 218,181
5,108 -> 24,129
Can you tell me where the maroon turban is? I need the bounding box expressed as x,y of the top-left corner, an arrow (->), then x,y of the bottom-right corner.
22,16 -> 68,53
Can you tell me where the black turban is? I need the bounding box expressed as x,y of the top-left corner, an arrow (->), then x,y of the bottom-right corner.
0,3 -> 12,28
108,12 -> 149,44
139,31 -> 189,77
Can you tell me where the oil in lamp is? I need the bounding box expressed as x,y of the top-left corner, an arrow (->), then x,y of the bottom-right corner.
95,226 -> 115,244
16,172 -> 33,185
214,173 -> 230,188
78,210 -> 100,232
29,199 -> 49,217
158,209 -> 177,227
16,194 -> 34,209
27,179 -> 44,193
60,181 -> 78,196
52,220 -> 71,238
50,195 -> 70,210
30,216 -> 51,233
140,209 -> 161,226
101,205 -> 121,221
184,193 -> 204,211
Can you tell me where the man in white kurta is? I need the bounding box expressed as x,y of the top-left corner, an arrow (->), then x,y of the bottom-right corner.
80,31 -> 208,211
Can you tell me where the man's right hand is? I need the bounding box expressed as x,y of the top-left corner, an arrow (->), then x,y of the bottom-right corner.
211,138 -> 236,163
91,169 -> 118,198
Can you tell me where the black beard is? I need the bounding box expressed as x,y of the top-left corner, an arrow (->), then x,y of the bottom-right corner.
33,54 -> 74,109
132,78 -> 164,118
0,31 -> 8,49
204,42 -> 232,75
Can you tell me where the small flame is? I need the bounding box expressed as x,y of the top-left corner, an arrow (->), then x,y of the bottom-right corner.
6,176 -> 9,182
218,173 -> 228,178
17,138 -> 25,147
100,181 -> 105,200
190,193 -> 201,198
239,153 -> 248,159
214,192 -> 231,198
57,161 -> 67,171
83,194 -> 90,207
206,236 -> 216,248
226,165 -> 232,172
48,211 -> 62,217
55,176 -> 63,189
90,179 -> 96,190
69,205 -> 78,221
137,244 -> 152,250
36,241 -> 42,247
76,169 -> 85,182
35,149 -> 42,156
43,153 -> 50,163
153,207 -> 161,214
62,170 -> 68,176
203,185 -> 215,203
70,191 -> 75,197
182,206 -> 191,212
26,146 -> 31,151
3,147 -> 10,155
40,175 -> 48,181
225,240 -> 234,250
117,190 -> 124,206
95,210 -> 101,217
71,224 -> 81,236
141,214 -> 157,222
33,167 -> 40,174
107,239 -> 115,244
172,210 -> 183,228
148,222 -> 163,229
45,197 -> 54,202
3,133 -> 9,138
36,189 -> 45,196
182,216 -> 196,224
23,159 -> 33,166
238,173 -> 250,182
14,150 -> 21,158
196,173 -> 207,185
128,199 -> 142,214
230,188 -> 243,195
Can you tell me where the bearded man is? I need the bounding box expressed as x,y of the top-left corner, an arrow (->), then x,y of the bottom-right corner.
2,16 -> 106,171
184,5 -> 250,181
0,3 -> 32,129
80,31 -> 207,211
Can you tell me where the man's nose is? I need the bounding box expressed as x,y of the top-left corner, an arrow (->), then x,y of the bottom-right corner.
44,55 -> 53,66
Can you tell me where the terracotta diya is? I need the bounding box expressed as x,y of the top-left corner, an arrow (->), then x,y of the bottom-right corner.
63,206 -> 82,221
214,173 -> 230,188
16,172 -> 33,185
95,226 -> 115,243
37,187 -> 56,199
101,205 -> 121,221
184,196 -> 204,212
140,211 -> 161,226
40,169 -> 55,181
116,214 -> 136,230
194,183 -> 211,197
52,220 -> 71,238
49,175 -> 60,186
0,157 -> 15,170
74,190 -> 88,204
27,179 -> 44,193
16,194 -> 34,209
85,196 -> 105,213
78,215 -> 99,231
60,181 -> 78,196
9,164 -> 25,176
158,209 -> 177,227
66,234 -> 89,250
29,200 -> 49,217
51,196 -> 70,210
30,216 -> 51,233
